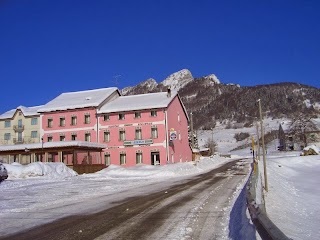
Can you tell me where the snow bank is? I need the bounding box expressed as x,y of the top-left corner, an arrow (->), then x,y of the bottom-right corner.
265,155 -> 320,240
4,162 -> 78,179
303,145 -> 319,154
95,155 -> 235,179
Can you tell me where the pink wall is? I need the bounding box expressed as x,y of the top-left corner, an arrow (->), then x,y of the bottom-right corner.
42,108 -> 98,142
99,109 -> 167,166
98,95 -> 192,166
166,96 -> 192,163
39,95 -> 192,166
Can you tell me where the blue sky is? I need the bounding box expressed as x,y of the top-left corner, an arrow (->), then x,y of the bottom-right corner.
0,0 -> 319,114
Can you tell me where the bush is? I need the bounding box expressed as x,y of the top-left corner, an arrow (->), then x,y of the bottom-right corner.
234,132 -> 250,142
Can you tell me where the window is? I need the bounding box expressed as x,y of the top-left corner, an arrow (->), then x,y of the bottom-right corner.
17,119 -> 23,129
136,152 -> 143,164
47,118 -> 53,128
59,117 -> 65,127
135,128 -> 142,140
151,110 -> 157,117
151,126 -> 158,139
71,133 -> 77,141
71,116 -> 77,126
134,112 -> 141,119
31,131 -> 38,138
85,133 -> 91,142
178,112 -> 180,122
4,133 -> 11,140
4,120 -> 11,128
84,114 -> 90,124
103,114 -> 110,121
104,153 -> 111,165
31,118 -> 38,125
104,131 -> 110,142
118,113 -> 125,120
60,135 -> 65,141
119,129 -> 125,141
120,153 -> 126,165
47,136 -> 53,142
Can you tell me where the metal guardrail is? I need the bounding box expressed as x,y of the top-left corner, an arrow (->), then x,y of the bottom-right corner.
246,166 -> 291,240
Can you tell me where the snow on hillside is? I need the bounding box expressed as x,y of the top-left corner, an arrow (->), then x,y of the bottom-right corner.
160,69 -> 193,90
121,86 -> 133,95
140,78 -> 157,89
197,117 -> 283,153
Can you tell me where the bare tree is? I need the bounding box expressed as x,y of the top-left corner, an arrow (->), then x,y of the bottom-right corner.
205,138 -> 217,155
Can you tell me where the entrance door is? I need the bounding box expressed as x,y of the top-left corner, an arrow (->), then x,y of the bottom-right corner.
151,152 -> 160,165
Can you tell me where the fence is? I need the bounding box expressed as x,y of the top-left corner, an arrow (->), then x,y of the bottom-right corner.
69,164 -> 107,174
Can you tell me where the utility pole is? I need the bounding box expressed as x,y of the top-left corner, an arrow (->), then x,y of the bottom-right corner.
256,123 -> 260,160
190,112 -> 194,149
258,99 -> 268,192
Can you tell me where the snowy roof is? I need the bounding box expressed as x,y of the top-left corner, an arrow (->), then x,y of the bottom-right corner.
98,91 -> 178,113
38,87 -> 119,112
0,141 -> 107,152
0,105 -> 44,120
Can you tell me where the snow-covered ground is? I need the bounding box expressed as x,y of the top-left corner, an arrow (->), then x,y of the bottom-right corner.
265,152 -> 320,240
0,117 -> 319,239
233,142 -> 320,240
0,156 -> 250,238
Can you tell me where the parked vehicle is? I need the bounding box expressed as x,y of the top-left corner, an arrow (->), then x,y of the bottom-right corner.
0,163 -> 8,182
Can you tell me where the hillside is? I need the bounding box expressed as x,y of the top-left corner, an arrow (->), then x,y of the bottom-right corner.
122,69 -> 320,130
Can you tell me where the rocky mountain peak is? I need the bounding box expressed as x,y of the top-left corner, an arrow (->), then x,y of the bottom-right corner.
205,74 -> 221,84
160,69 -> 193,90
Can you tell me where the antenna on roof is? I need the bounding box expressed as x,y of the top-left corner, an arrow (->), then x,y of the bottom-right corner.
112,75 -> 121,87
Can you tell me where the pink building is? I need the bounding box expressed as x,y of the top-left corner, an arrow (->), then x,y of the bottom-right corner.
97,90 -> 192,166
36,87 -> 192,166
38,88 -> 120,164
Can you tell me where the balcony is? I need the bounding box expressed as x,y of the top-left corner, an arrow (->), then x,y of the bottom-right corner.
13,138 -> 24,144
13,125 -> 24,132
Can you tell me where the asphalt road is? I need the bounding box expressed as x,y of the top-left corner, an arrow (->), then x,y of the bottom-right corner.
1,159 -> 250,240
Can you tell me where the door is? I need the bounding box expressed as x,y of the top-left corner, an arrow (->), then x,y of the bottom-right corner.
151,152 -> 160,165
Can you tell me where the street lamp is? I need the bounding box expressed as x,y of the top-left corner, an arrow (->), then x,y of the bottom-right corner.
41,137 -> 44,162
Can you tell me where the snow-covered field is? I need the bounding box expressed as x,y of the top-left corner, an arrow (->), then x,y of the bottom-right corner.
0,118 -> 319,239
265,153 -> 320,240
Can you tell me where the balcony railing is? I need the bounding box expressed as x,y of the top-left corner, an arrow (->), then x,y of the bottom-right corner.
13,125 -> 24,132
13,138 -> 24,144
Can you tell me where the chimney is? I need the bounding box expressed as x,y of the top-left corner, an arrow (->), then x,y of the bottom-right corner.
167,86 -> 171,98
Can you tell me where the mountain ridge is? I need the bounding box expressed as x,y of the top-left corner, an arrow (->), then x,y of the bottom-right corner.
121,69 -> 320,129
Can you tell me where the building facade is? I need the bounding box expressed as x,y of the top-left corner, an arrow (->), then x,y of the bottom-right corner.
0,106 -> 43,164
97,90 -> 192,166
0,106 -> 43,145
37,87 -> 120,165
0,88 -> 193,167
